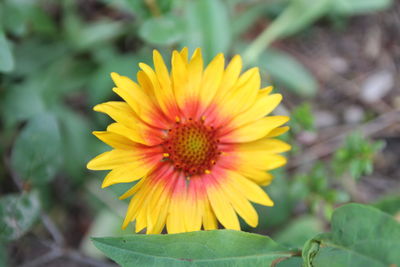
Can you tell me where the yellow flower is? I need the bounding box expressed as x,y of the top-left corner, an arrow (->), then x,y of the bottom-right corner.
87,48 -> 290,234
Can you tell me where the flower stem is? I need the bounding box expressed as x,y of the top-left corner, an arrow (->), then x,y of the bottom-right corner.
242,25 -> 278,65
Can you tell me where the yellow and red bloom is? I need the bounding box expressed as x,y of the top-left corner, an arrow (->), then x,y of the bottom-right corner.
87,48 -> 290,234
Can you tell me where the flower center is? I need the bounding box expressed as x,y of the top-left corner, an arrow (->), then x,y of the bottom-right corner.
164,120 -> 219,176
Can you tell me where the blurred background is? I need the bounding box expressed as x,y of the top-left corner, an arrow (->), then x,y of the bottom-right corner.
0,0 -> 399,266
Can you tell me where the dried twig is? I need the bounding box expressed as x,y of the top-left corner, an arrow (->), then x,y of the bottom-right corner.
65,249 -> 116,267
18,248 -> 63,267
18,244 -> 116,267
289,110 -> 400,169
40,213 -> 64,246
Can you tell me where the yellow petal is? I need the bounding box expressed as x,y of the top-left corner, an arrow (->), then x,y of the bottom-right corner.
136,179 -> 166,233
106,123 -> 145,145
171,50 -> 188,111
146,181 -> 169,234
183,198 -> 202,232
221,116 -> 289,143
184,181 -> 203,232
238,138 -> 291,154
135,207 -> 147,233
110,72 -> 149,114
202,198 -> 218,230
239,152 -> 287,170
122,179 -> 152,229
229,171 -> 274,206
198,53 -> 225,112
187,48 -> 203,101
93,101 -> 137,126
87,150 -> 139,170
237,168 -> 274,186
137,70 -> 158,104
149,200 -> 170,234
166,177 -> 187,234
223,183 -> 258,227
152,50 -> 179,117
207,181 -> 240,230
222,67 -> 261,113
139,63 -> 166,110
266,126 -> 290,137
230,92 -> 282,127
261,86 -> 274,95
213,54 -> 243,102
139,62 -> 178,123
101,162 -> 150,188
166,198 -> 186,234
180,47 -> 189,64
122,197 -> 140,229
122,191 -> 143,229
92,131 -> 135,150
119,178 -> 145,200
112,72 -> 168,129
149,184 -> 172,234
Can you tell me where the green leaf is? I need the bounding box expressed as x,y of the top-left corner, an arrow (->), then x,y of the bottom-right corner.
276,0 -> 332,37
29,7 -> 58,36
92,230 -> 297,266
332,0 -> 393,15
273,216 -> 324,248
373,194 -> 400,216
64,8 -> 125,51
231,3 -> 270,39
0,191 -> 41,241
56,107 -> 92,181
1,0 -> 32,36
183,0 -> 231,63
77,21 -> 125,50
1,0 -> 57,37
303,203 -> 400,267
258,48 -> 317,97
11,113 -> 62,185
276,256 -> 303,267
0,30 -> 14,72
35,59 -> 93,105
242,0 -> 332,64
0,242 -> 7,266
1,84 -> 45,128
139,15 -> 184,46
13,39 -> 68,77
116,0 -> 151,20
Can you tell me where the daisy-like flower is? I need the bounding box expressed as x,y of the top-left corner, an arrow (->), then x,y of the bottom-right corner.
87,48 -> 290,234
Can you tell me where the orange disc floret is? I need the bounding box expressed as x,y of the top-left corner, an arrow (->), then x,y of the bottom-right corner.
164,119 -> 219,176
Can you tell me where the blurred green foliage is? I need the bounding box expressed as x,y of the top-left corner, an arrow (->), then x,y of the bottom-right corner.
333,132 -> 385,180
0,0 -> 395,265
290,103 -> 315,133
272,215 -> 323,248
11,114 -> 62,185
373,194 -> 400,216
0,191 -> 40,242
289,131 -> 384,220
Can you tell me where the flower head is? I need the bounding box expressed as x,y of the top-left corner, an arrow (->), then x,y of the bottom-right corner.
87,48 -> 290,234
